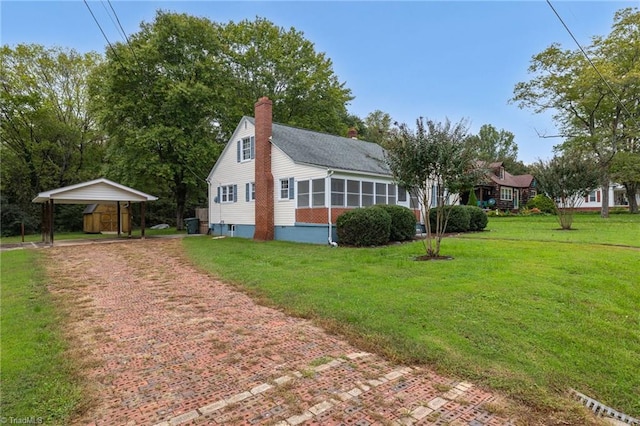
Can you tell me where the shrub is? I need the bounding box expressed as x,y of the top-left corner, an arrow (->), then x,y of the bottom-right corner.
371,205 -> 416,241
526,194 -> 556,214
463,205 -> 488,231
429,205 -> 470,233
336,207 -> 391,246
467,190 -> 478,207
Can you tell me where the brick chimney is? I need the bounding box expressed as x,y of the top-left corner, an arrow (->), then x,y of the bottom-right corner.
347,127 -> 358,139
253,97 -> 275,240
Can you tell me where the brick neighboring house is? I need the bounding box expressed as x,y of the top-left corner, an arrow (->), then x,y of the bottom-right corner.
464,161 -> 536,211
206,97 -> 419,244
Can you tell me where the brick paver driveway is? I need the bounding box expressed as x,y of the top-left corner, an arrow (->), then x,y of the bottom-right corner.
46,238 -> 520,425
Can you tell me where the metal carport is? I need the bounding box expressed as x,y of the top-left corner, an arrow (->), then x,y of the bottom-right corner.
32,178 -> 158,244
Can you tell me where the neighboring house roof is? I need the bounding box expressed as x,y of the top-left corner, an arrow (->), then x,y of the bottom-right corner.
488,172 -> 534,188
476,161 -> 534,189
245,117 -> 390,176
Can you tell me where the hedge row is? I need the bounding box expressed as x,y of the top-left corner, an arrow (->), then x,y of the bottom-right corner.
336,205 -> 416,247
336,204 -> 488,246
428,205 -> 488,233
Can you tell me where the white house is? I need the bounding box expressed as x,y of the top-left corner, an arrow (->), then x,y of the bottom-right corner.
206,97 -> 418,244
579,183 -> 639,211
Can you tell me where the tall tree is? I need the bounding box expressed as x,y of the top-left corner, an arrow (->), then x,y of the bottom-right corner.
465,124 -> 519,163
385,118 -> 480,258
219,17 -> 353,136
91,12 -> 354,228
362,110 -> 395,146
531,154 -> 600,230
1,44 -> 103,235
90,11 -> 229,229
512,8 -> 640,218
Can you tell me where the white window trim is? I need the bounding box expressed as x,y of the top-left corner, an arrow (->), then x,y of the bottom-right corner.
247,182 -> 255,202
500,187 -> 513,201
279,178 -> 290,200
221,184 -> 235,203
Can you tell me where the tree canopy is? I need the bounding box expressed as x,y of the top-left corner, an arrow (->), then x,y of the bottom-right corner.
1,44 -> 103,235
219,17 -> 353,136
512,7 -> 640,217
91,11 -> 354,228
465,124 -> 518,163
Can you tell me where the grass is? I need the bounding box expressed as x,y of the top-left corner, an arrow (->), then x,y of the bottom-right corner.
182,214 -> 640,419
0,226 -> 186,244
0,249 -> 83,424
465,213 -> 640,247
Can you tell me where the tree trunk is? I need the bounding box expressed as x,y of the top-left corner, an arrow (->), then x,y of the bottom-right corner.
626,182 -> 639,214
599,175 -> 610,218
175,182 -> 187,231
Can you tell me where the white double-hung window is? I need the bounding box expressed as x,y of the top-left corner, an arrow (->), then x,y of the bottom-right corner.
500,187 -> 513,201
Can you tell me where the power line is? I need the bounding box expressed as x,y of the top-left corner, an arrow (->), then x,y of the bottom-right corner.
82,0 -> 126,67
100,0 -> 126,41
105,0 -> 140,64
546,0 -> 639,130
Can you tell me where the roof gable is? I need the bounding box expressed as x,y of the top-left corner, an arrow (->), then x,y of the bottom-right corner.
33,178 -> 158,204
207,116 -> 254,181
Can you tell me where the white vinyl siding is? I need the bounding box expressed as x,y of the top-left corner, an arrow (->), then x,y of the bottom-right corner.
208,118 -> 256,225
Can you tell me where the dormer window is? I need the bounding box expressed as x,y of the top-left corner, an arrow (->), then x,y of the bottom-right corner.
499,167 -> 505,180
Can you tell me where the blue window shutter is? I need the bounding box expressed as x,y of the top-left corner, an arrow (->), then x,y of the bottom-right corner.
233,184 -> 238,202
237,141 -> 241,162
215,186 -> 220,203
250,136 -> 255,159
245,183 -> 250,202
289,177 -> 295,199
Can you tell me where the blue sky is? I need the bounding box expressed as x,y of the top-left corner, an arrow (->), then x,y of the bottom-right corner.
1,1 -> 635,163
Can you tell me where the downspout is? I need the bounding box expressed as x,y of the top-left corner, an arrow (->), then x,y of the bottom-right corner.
218,182 -> 223,236
326,169 -> 337,246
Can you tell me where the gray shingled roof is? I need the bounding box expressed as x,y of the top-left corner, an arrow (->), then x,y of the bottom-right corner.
246,117 -> 391,176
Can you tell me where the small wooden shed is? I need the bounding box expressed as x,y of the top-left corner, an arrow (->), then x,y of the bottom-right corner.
83,203 -> 130,233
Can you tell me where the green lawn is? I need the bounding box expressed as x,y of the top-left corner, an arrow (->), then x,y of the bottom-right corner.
462,213 -> 640,247
0,250 -> 83,424
182,215 -> 640,419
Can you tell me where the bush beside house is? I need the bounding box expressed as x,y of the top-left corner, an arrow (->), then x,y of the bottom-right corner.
371,205 -> 417,241
336,207 -> 391,246
428,205 -> 488,233
464,205 -> 489,231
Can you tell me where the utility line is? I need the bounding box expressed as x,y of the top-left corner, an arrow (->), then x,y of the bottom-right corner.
82,0 -> 126,68
106,0 -> 140,64
546,0 -> 639,129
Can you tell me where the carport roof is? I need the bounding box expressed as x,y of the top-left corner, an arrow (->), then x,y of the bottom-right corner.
32,178 -> 158,204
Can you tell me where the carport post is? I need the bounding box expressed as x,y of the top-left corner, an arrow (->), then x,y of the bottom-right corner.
117,201 -> 121,237
128,203 -> 132,238
141,202 -> 146,239
49,199 -> 54,244
41,203 -> 46,243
